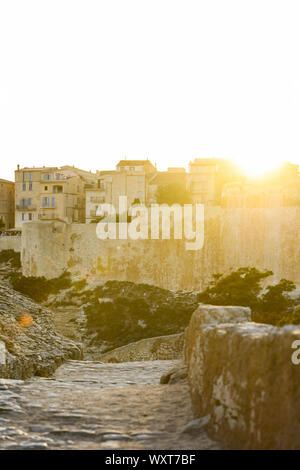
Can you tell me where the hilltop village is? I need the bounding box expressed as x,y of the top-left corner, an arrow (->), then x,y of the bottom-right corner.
0,158 -> 299,231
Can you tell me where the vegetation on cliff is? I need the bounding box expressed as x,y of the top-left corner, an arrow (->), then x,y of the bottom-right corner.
0,249 -> 21,268
83,281 -> 198,351
197,267 -> 299,326
8,271 -> 72,303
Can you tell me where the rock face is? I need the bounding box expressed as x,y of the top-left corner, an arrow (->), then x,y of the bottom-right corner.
185,305 -> 300,449
99,333 -> 184,363
0,283 -> 82,379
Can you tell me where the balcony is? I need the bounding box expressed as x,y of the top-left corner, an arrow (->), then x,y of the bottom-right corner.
16,204 -> 37,211
38,213 -> 60,220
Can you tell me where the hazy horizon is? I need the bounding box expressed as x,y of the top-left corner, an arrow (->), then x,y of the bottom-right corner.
1,0 -> 300,181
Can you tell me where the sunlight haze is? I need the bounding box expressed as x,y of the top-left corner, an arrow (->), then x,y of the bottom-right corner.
1,0 -> 300,181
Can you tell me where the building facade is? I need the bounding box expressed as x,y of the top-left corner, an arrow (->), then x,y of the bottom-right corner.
0,179 -> 15,229
187,158 -> 242,205
85,160 -> 157,222
14,166 -> 95,227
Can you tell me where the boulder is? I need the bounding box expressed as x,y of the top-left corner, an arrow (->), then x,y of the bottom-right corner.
160,364 -> 188,384
185,304 -> 250,364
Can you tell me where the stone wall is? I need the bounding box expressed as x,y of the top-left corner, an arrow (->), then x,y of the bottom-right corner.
185,305 -> 300,449
21,206 -> 300,290
0,236 -> 21,253
99,333 -> 184,363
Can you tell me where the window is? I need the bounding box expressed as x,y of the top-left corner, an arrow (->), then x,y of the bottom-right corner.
53,185 -> 63,193
29,183 -> 32,191
138,176 -> 143,183
22,213 -> 33,221
52,197 -> 55,208
23,172 -> 27,181
29,172 -> 32,181
42,174 -> 51,181
42,197 -> 50,207
44,186 -> 48,190
22,183 -> 26,191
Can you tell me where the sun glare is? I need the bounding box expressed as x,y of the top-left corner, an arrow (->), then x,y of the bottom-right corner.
233,157 -> 283,179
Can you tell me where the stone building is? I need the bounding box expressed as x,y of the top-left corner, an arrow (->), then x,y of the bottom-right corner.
0,179 -> 15,229
85,159 -> 157,222
85,158 -> 244,222
187,158 -> 242,205
15,166 -> 96,227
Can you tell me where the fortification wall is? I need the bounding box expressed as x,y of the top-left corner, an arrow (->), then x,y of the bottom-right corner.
185,305 -> 300,449
21,206 -> 300,290
0,236 -> 21,253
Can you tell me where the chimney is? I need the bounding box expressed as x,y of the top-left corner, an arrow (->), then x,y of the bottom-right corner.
17,164 -> 20,171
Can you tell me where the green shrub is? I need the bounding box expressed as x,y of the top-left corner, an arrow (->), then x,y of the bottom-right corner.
197,267 -> 297,326
0,250 -> 21,268
84,281 -> 198,349
197,267 -> 273,311
9,271 -> 72,302
72,279 -> 87,292
277,305 -> 300,327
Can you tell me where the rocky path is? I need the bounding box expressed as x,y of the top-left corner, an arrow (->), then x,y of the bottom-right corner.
0,360 -> 220,450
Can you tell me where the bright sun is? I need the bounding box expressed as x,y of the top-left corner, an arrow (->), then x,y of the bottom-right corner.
233,157 -> 283,178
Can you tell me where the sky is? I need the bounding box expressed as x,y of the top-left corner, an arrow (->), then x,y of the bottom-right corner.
1,0 -> 300,181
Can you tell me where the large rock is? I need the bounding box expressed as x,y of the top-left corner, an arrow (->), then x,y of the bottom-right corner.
185,304 -> 250,364
99,333 -> 184,363
0,283 -> 82,379
185,309 -> 300,449
190,304 -> 251,325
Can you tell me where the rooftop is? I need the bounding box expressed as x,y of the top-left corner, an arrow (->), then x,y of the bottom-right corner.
116,159 -> 155,167
0,178 -> 14,184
